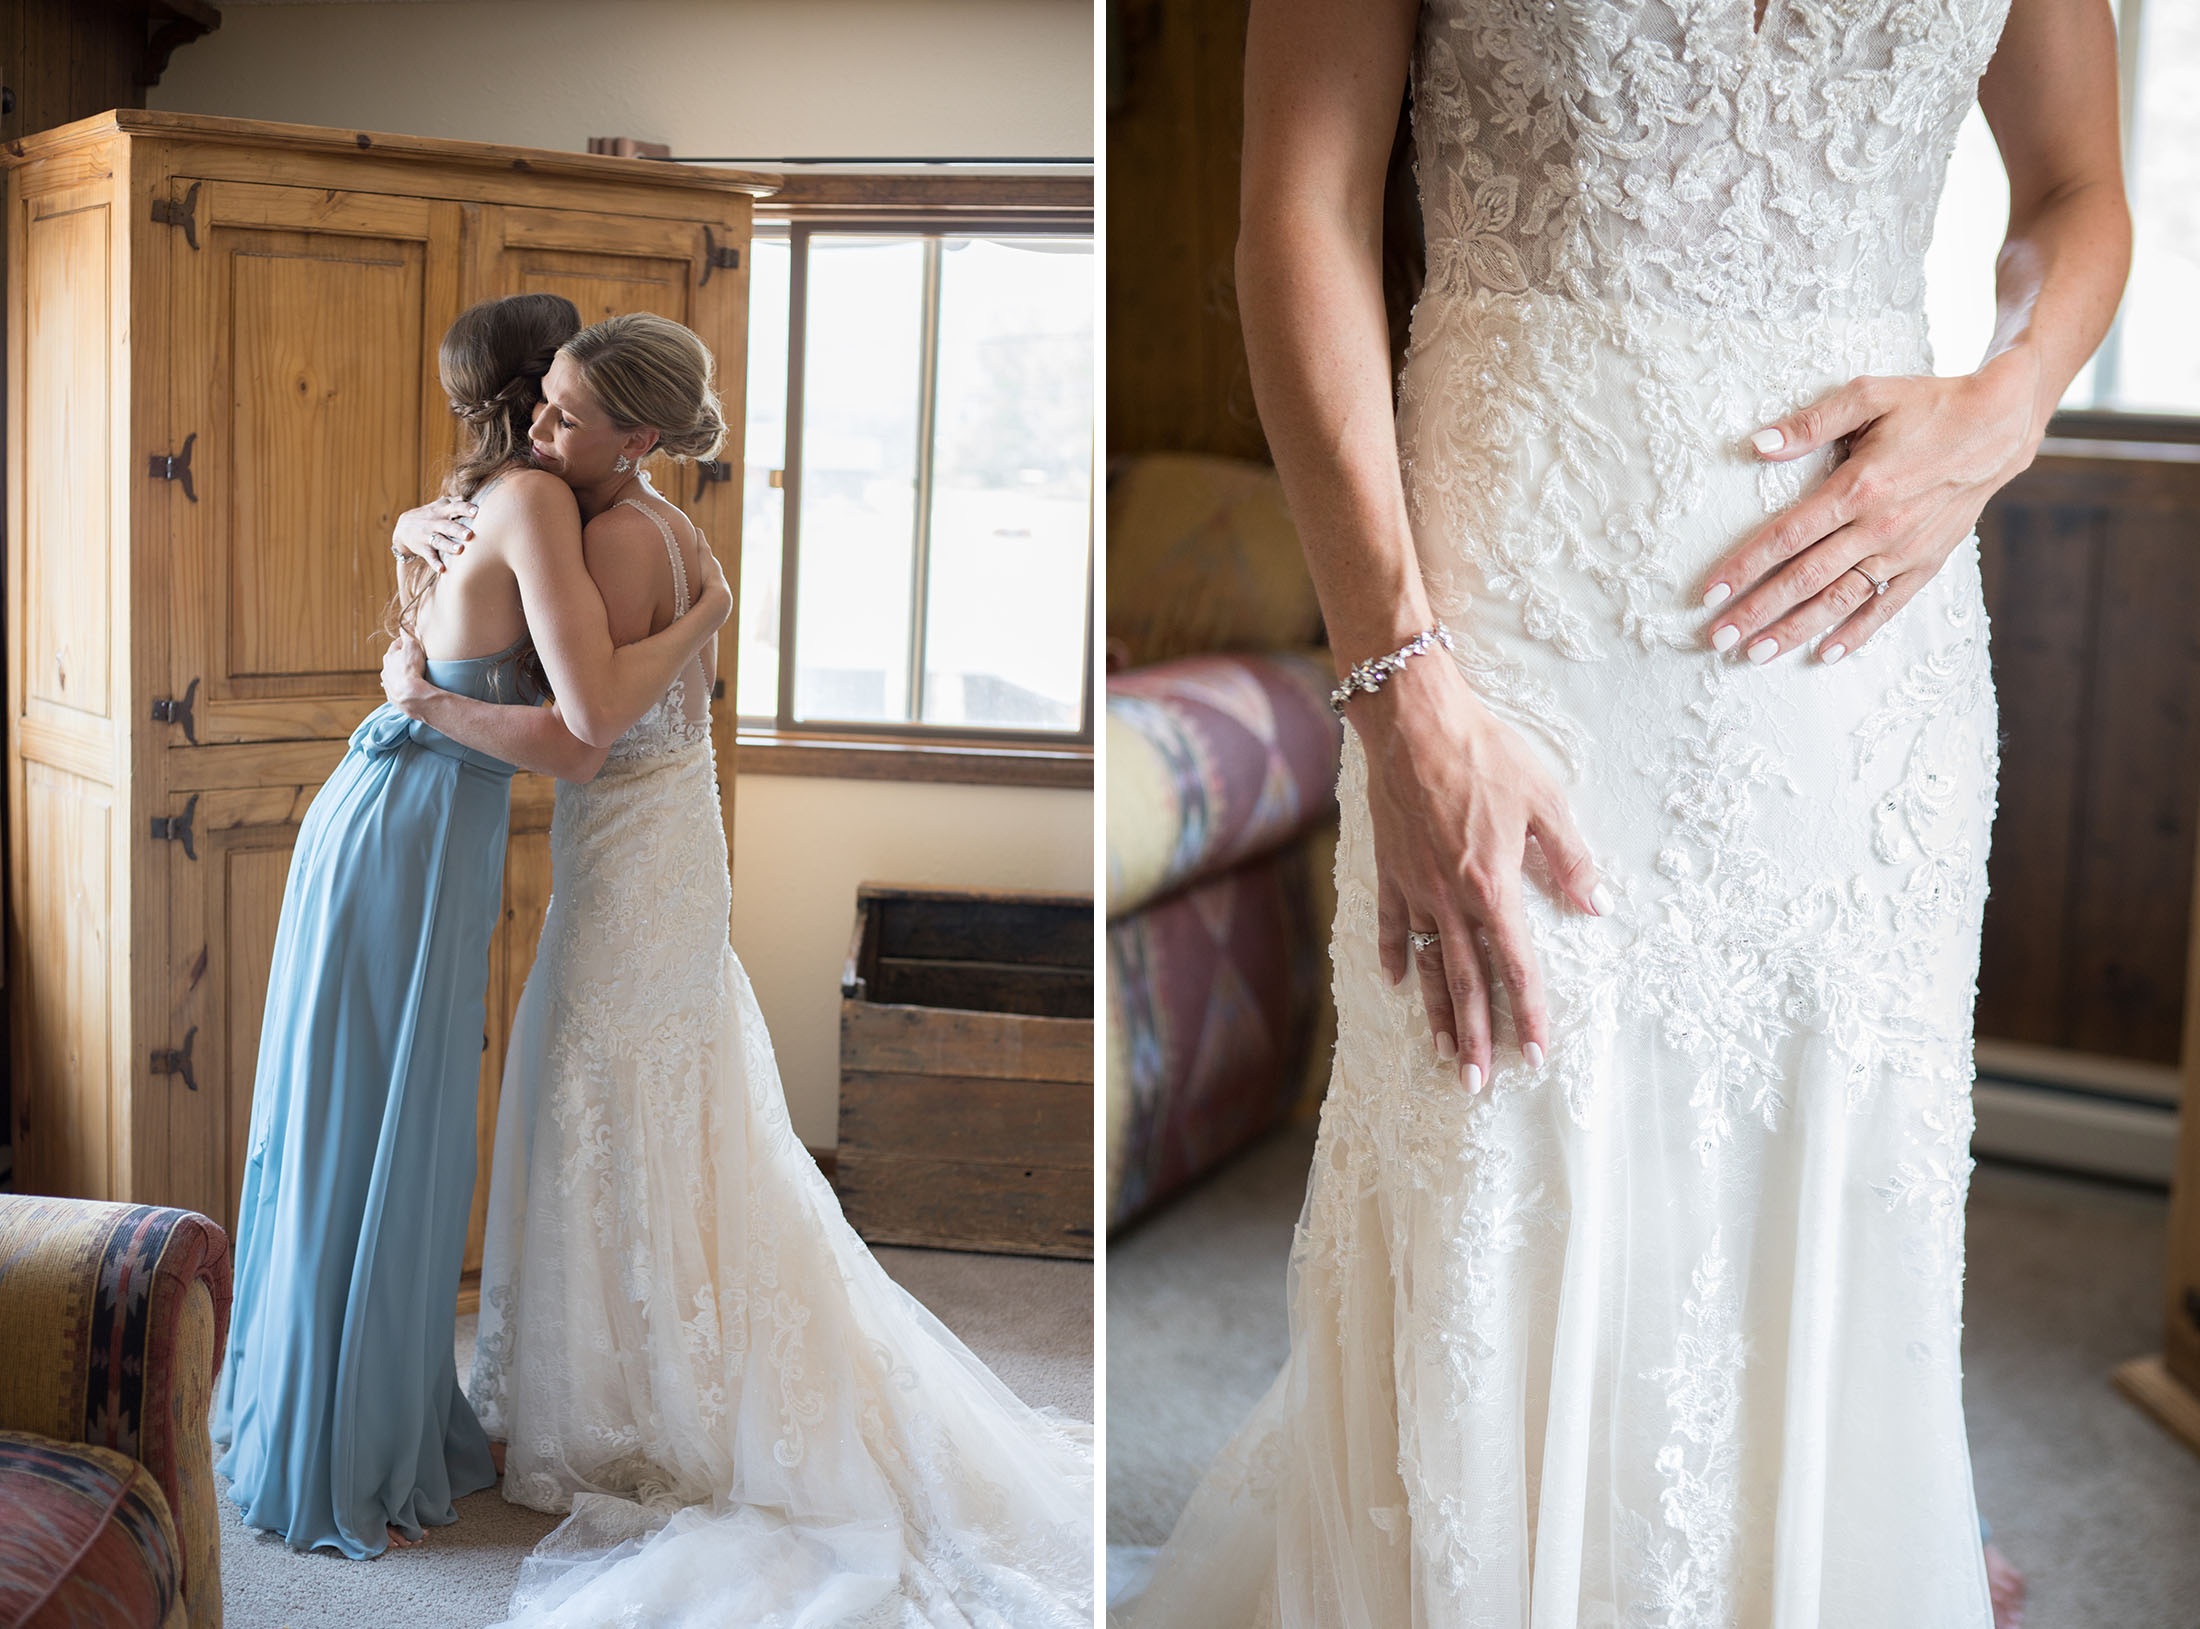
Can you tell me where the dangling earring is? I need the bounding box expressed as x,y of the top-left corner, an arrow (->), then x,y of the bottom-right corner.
613,453 -> 634,474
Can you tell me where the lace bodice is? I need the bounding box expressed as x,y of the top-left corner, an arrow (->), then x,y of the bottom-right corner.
1413,0 -> 2011,322
603,487 -> 714,765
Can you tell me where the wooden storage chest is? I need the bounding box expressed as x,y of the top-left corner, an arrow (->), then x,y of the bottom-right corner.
836,884 -> 1093,1259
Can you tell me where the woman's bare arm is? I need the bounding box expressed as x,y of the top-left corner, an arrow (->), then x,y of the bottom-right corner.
1240,0 -> 1601,1088
496,472 -> 730,746
380,631 -> 610,783
1699,0 -> 2129,660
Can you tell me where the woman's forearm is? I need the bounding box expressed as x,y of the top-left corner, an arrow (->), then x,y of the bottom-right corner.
555,608 -> 715,749
405,689 -> 609,783
1238,209 -> 1435,671
1980,178 -> 2133,440
1973,0 -> 2132,444
1238,0 -> 1429,676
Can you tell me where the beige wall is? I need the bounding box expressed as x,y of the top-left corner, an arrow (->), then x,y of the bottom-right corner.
151,0 -> 1092,159
153,0 -> 1098,1145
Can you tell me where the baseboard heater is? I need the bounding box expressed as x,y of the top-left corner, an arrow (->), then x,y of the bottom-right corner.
1971,1039 -> 2181,1186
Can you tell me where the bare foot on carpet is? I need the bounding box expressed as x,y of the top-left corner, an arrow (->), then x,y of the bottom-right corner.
1986,1542 -> 2026,1628
490,1440 -> 507,1476
385,1524 -> 421,1552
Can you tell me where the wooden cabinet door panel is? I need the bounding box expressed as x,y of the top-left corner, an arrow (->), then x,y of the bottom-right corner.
12,762 -> 117,1201
159,785 -> 313,1234
164,180 -> 462,745
19,182 -> 117,731
464,804 -> 554,1276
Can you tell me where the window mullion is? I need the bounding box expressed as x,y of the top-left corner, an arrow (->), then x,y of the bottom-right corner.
778,227 -> 811,731
907,238 -> 946,724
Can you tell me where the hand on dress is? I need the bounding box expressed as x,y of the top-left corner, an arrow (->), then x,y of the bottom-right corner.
381,629 -> 436,717
392,496 -> 478,575
1698,351 -> 2040,664
1352,654 -> 1606,1092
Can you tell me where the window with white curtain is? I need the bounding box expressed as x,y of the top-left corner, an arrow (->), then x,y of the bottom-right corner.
736,224 -> 1095,742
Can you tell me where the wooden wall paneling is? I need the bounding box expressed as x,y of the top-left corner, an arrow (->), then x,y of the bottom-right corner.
1973,497 -> 2103,1049
1106,0 -> 1266,462
2065,482 -> 2200,1062
1973,452 -> 2200,1066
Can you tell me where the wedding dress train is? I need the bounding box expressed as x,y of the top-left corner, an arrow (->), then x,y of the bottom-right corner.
470,494 -> 1092,1627
1128,2 -> 2008,1624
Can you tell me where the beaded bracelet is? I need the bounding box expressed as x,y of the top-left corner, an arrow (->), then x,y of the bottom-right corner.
1329,625 -> 1456,715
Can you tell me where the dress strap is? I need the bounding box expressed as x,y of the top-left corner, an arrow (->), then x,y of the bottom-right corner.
615,496 -> 690,618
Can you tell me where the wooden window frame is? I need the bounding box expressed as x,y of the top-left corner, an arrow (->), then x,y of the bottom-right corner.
737,173 -> 1095,789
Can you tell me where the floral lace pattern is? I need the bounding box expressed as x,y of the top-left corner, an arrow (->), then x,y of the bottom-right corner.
1127,4 -> 2004,1625
470,706 -> 1091,1615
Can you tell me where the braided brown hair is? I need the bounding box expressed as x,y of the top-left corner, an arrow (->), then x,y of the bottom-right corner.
386,294 -> 583,697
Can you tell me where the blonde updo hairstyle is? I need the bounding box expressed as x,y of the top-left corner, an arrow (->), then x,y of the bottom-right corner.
558,313 -> 727,464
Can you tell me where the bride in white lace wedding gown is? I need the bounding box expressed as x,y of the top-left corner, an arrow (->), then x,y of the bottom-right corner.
1123,1 -> 2127,1625
451,488 -> 1091,1627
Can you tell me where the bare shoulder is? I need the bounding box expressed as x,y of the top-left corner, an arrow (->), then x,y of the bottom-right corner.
478,466 -> 581,526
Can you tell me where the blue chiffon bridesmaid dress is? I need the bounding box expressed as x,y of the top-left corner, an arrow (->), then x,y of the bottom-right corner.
212,641 -> 536,1557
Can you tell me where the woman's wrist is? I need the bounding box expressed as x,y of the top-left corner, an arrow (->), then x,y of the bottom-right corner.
1969,343 -> 2050,468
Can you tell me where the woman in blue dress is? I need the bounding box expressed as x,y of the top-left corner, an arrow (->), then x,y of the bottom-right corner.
211,293 -> 732,1559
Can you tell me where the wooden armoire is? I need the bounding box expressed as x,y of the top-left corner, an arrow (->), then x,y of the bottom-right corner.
3,110 -> 769,1279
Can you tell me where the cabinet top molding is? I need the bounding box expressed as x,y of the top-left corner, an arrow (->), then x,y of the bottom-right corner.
2,109 -> 780,198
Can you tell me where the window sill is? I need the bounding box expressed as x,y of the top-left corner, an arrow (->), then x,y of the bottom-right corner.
734,728 -> 1092,789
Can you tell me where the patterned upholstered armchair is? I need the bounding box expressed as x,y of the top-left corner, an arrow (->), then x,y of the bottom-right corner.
0,1197 -> 232,1629
1106,454 -> 1345,1228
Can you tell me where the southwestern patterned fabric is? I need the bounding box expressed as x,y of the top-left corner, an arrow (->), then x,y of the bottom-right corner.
0,1430 -> 184,1628
1106,651 -> 1341,917
0,1197 -> 231,1629
1106,845 -> 1331,1226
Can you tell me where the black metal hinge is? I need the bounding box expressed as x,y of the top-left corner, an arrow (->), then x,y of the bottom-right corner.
151,1026 -> 198,1092
151,676 -> 199,744
699,225 -> 740,285
692,459 -> 731,502
150,431 -> 197,501
150,793 -> 199,861
150,180 -> 201,249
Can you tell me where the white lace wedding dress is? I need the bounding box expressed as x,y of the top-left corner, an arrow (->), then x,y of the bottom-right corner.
1126,3 -> 2008,1625
469,494 -> 1092,1628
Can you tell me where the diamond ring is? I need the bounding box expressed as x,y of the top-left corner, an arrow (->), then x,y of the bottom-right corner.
1408,930 -> 1441,953
1848,564 -> 1890,597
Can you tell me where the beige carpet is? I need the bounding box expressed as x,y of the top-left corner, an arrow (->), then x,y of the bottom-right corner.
1108,1121 -> 2200,1628
217,1244 -> 1092,1629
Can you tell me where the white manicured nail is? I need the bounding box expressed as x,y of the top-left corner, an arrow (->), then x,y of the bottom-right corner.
1524,1041 -> 1546,1070
1464,1063 -> 1485,1093
1748,638 -> 1778,665
1702,582 -> 1732,609
1436,1033 -> 1456,1062
1821,643 -> 1847,665
1590,882 -> 1615,917
1751,426 -> 1785,455
1712,624 -> 1741,653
